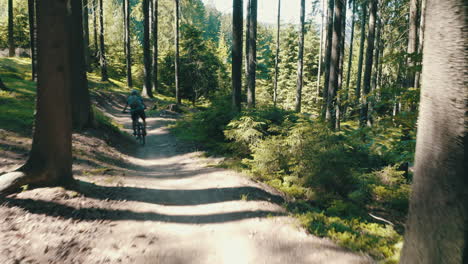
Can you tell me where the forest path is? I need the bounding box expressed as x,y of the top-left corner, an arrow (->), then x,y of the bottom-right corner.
0,95 -> 373,264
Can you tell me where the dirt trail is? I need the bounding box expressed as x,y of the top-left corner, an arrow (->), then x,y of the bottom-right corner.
0,98 -> 374,264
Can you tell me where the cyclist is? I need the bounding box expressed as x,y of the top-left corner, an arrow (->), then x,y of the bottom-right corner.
122,90 -> 147,136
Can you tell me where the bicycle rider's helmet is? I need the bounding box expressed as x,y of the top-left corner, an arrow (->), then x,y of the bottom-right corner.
131,89 -> 139,96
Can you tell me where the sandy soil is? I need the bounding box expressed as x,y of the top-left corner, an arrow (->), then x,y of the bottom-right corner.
0,94 -> 374,264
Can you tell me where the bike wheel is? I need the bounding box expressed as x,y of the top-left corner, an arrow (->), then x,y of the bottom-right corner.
137,123 -> 145,146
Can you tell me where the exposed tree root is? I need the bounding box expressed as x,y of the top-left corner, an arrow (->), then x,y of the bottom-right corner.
0,169 -> 73,196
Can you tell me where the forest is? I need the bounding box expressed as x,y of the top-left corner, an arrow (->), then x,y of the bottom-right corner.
0,0 -> 466,263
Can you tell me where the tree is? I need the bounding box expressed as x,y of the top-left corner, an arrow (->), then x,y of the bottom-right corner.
342,0 -> 356,117
414,0 -> 426,89
321,0 -> 334,118
83,0 -> 91,72
247,0 -> 257,108
93,0 -> 98,58
294,0 -> 305,113
0,0 -> 74,194
71,0 -> 94,130
245,0 -> 251,84
98,0 -> 108,81
141,0 -> 153,97
8,0 -> 14,57
174,0 -> 180,104
152,0 -> 158,93
27,0 -> 37,81
123,0 -> 133,87
359,0 -> 376,127
273,0 -> 281,107
405,0 -> 419,89
355,3 -> 367,106
325,0 -> 344,127
400,0 -> 467,262
232,0 -> 243,112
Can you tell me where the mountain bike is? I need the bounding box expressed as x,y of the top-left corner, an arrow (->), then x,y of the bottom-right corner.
123,111 -> 146,146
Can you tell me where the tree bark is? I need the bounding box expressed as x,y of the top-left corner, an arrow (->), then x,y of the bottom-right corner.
71,0 -> 93,131
0,0 -> 74,195
83,0 -> 91,72
400,0 -> 467,262
359,0 -> 376,127
93,0 -> 98,59
414,0 -> 426,89
355,3 -> 367,106
335,0 -> 347,129
316,0 -> 325,100
124,0 -> 133,88
152,0 -> 158,93
294,0 -> 306,113
245,0 -> 251,86
343,0 -> 356,117
247,0 -> 257,108
8,0 -> 14,57
232,0 -> 243,112
368,14 -> 382,125
325,0 -> 344,128
406,0 -> 419,89
321,0 -> 334,118
174,0 -> 180,104
273,0 -> 281,107
27,0 -> 37,82
98,0 -> 108,81
141,0 -> 153,97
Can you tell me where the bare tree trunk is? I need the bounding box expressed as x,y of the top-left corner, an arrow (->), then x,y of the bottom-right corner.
83,0 -> 91,72
321,0 -> 334,118
245,0 -> 251,86
247,0 -> 257,108
273,0 -> 281,107
93,0 -> 98,60
71,0 -> 93,131
152,0 -> 158,93
141,0 -> 153,97
99,0 -> 108,81
0,0 -> 74,194
316,0 -> 325,100
359,0 -> 377,127
232,0 -> 243,112
28,0 -> 37,81
8,0 -> 14,57
335,0 -> 347,129
325,0 -> 344,128
406,0 -> 419,89
400,0 -> 467,262
174,0 -> 180,104
294,0 -> 306,113
123,0 -> 133,87
414,0 -> 426,89
355,3 -> 367,106
369,14 -> 382,125
342,0 -> 356,117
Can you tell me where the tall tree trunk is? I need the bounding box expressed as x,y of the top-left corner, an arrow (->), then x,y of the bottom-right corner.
141,0 -> 153,97
342,0 -> 356,117
247,0 -> 257,108
83,0 -> 91,72
355,3 -> 367,106
335,0 -> 347,129
124,0 -> 133,87
400,0 -> 467,262
414,0 -> 426,89
245,0 -> 251,85
8,0 -> 14,57
93,0 -> 98,59
316,0 -> 325,99
152,0 -> 158,93
325,0 -> 344,128
232,0 -> 243,112
0,77 -> 9,91
28,0 -> 37,81
321,0 -> 334,118
0,0 -> 74,194
273,0 -> 281,107
174,0 -> 180,104
406,0 -> 419,89
71,0 -> 93,130
359,0 -> 377,127
369,14 -> 382,125
98,0 -> 108,81
294,0 -> 306,113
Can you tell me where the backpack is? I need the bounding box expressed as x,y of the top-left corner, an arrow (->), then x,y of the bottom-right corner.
128,95 -> 142,109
